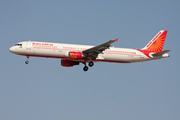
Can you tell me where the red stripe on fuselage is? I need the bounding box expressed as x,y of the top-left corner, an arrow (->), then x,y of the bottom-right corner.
136,49 -> 152,58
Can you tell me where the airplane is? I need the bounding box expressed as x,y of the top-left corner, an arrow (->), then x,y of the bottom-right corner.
9,30 -> 170,71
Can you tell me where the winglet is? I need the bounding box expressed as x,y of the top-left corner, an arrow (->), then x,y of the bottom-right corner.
115,38 -> 119,42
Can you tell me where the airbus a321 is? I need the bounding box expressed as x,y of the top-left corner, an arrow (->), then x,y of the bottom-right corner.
9,30 -> 170,71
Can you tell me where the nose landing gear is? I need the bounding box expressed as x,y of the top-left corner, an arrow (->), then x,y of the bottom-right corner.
25,56 -> 29,64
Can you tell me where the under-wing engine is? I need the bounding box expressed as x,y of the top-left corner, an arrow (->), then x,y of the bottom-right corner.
61,59 -> 79,67
68,52 -> 83,59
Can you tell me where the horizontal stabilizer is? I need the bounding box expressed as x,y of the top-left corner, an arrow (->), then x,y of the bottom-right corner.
152,50 -> 170,57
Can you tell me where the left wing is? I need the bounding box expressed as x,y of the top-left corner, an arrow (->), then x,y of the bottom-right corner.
82,38 -> 118,59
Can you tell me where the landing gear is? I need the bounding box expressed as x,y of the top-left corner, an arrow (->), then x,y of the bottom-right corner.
82,61 -> 94,71
88,61 -> 94,67
25,61 -> 29,64
25,56 -> 29,64
83,66 -> 88,71
82,62 -> 88,71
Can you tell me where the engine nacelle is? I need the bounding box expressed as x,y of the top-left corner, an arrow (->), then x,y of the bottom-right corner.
69,52 -> 83,59
61,59 -> 79,67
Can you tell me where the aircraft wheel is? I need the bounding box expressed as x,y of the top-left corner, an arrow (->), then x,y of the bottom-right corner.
83,66 -> 88,71
25,61 -> 29,64
89,61 -> 94,67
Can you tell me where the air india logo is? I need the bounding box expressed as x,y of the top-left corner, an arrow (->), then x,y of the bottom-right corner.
146,31 -> 167,53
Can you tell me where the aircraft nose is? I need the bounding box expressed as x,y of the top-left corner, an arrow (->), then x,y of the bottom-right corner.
9,46 -> 14,53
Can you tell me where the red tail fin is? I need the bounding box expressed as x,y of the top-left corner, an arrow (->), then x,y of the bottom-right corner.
142,30 -> 168,53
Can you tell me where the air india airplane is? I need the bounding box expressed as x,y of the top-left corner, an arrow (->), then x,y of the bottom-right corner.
9,30 -> 170,71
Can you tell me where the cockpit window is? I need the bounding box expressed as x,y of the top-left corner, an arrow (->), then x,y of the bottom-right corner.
15,44 -> 22,46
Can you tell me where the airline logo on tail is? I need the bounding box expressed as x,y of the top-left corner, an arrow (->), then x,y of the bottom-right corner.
142,30 -> 168,53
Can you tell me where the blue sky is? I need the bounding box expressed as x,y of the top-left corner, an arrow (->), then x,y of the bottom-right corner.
0,0 -> 180,120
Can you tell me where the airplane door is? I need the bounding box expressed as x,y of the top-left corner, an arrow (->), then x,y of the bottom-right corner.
26,41 -> 31,50
59,44 -> 63,52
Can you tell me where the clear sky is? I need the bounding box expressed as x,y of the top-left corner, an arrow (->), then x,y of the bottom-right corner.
0,0 -> 180,120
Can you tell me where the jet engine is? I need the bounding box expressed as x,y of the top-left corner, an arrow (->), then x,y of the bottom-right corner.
61,59 -> 79,67
69,52 -> 83,59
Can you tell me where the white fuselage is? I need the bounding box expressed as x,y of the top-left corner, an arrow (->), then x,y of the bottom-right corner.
9,41 -> 166,63
9,30 -> 170,71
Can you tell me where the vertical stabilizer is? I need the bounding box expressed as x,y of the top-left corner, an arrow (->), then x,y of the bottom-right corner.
142,30 -> 168,53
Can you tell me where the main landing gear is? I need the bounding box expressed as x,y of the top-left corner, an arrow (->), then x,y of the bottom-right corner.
83,66 -> 88,71
25,56 -> 29,64
88,61 -> 94,67
82,61 -> 94,71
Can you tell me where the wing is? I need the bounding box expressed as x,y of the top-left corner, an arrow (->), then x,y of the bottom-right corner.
82,38 -> 118,59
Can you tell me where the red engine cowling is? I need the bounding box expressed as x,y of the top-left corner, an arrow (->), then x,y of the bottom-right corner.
61,59 -> 79,67
69,52 -> 83,59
